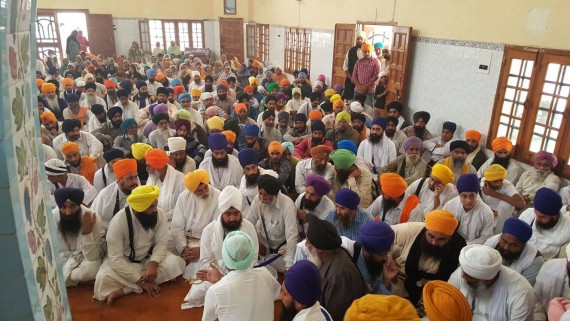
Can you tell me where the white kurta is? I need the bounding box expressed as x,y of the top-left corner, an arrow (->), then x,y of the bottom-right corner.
443,196 -> 495,244
295,192 -> 336,234
292,302 -> 331,321
448,266 -> 534,321
202,268 -> 280,321
518,208 -> 570,260
114,101 -> 139,120
294,159 -> 335,194
478,158 -> 524,186
93,164 -> 116,193
367,192 -> 425,225
533,258 -> 569,321
90,182 -> 129,232
406,178 -> 458,212
47,173 -> 98,209
148,128 -> 176,150
561,185 -> 570,215
239,168 -> 278,218
199,155 -> 243,191
480,178 -> 518,234
52,131 -> 104,160
515,171 -> 561,202
93,207 -> 185,300
87,116 -> 105,133
80,96 -> 106,108
422,136 -> 454,163
146,165 -> 186,221
53,205 -> 102,286
389,130 -> 407,155
357,136 -> 397,174
43,144 -> 57,161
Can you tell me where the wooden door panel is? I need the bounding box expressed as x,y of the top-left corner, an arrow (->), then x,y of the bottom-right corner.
386,26 -> 411,105
332,24 -> 356,86
219,18 -> 244,62
87,14 -> 115,57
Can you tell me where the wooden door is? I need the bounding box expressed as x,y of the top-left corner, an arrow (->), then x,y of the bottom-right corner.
332,24 -> 356,87
386,26 -> 412,106
219,17 -> 244,62
87,14 -> 115,57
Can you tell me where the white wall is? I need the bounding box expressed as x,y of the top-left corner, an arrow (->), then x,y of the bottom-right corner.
310,29 -> 334,87
268,25 -> 285,68
113,18 -> 140,57
204,20 -> 220,59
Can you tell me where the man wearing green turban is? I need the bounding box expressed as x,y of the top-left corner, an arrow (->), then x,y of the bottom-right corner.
329,149 -> 374,208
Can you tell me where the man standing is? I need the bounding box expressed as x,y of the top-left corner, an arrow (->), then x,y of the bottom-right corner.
167,137 -> 196,174
329,149 -> 373,208
477,137 -> 523,185
438,140 -> 477,184
423,121 -> 457,164
407,164 -> 458,213
357,117 -> 397,177
380,136 -> 426,185
342,30 -> 366,101
325,188 -> 374,241
60,141 -> 100,185
294,145 -> 335,193
352,43 -> 380,107
199,133 -> 242,190
53,188 -> 102,286
448,244 -> 535,321
367,173 -> 424,224
171,169 -> 220,279
145,148 -> 185,221
53,119 -> 103,161
402,111 -> 433,141
516,151 -> 561,205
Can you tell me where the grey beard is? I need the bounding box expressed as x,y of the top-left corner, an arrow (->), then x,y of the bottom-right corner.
160,128 -> 171,140
452,158 -> 466,171
46,97 -> 60,111
86,95 -> 97,105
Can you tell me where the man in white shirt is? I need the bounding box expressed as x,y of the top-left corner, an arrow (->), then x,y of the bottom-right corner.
167,136 -> 196,174
533,247 -> 570,321
145,148 -> 185,221
45,159 -> 98,209
368,173 -> 424,225
199,133 -> 242,190
53,119 -> 104,161
516,150 -> 561,205
357,117 -> 397,179
407,164 -> 458,212
80,82 -> 106,108
423,121 -> 456,164
93,185 -> 185,305
93,149 -> 124,192
116,89 -> 139,120
237,148 -> 279,217
148,113 -> 174,150
145,69 -> 163,96
295,145 -> 334,194
295,174 -> 335,236
477,137 -> 523,186
385,116 -> 407,154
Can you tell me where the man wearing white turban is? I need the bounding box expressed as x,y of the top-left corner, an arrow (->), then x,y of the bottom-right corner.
448,244 -> 535,321
181,186 -> 259,309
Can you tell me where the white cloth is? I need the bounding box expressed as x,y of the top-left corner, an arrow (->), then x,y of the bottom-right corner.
93,164 -> 116,193
357,136 -> 397,174
295,158 -> 335,194
80,96 -> 106,108
516,170 -> 561,202
519,208 -> 570,260
239,168 -> 278,218
87,116 -> 105,133
478,158 -> 524,186
448,265 -> 534,321
202,268 -> 280,321
93,207 -> 185,300
42,144 -> 57,161
561,186 -> 570,215
294,236 -> 356,263
146,80 -> 163,96
293,302 -> 331,321
422,136 -> 454,163
480,178 -> 518,233
53,131 -> 104,161
115,101 -> 139,120
148,128 -> 176,150
146,165 -> 186,221
406,178 -> 458,212
367,192 -> 425,225
90,182 -> 130,242
174,156 -> 197,174
443,196 -> 495,244
198,155 -> 243,191
295,192 -> 336,233
47,173 -> 98,209
389,130 -> 407,155
533,258 -> 568,320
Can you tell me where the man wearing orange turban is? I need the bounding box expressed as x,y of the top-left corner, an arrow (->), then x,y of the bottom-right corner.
422,280 -> 472,321
352,41 -> 380,107
145,148 -> 186,221
368,173 -> 424,224
388,210 -> 466,304
293,145 -> 334,194
61,141 -> 100,185
258,141 -> 293,191
172,169 -> 222,279
477,136 -> 523,185
465,129 -> 488,170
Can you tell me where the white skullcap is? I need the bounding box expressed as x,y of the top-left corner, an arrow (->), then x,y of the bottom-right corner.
201,92 -> 213,100
218,186 -> 242,213
459,244 -> 502,280
350,101 -> 364,113
167,137 -> 186,153
379,71 -> 388,78
257,86 -> 267,94
45,159 -> 68,176
356,30 -> 366,39
75,79 -> 86,87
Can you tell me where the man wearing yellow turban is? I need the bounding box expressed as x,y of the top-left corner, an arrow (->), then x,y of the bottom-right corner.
368,173 -> 424,224
388,210 -> 466,305
144,148 -> 185,221
345,294 -> 421,321
325,110 -> 360,148
422,280 -> 472,321
94,185 -> 185,305
477,136 -> 523,185
408,163 -> 459,213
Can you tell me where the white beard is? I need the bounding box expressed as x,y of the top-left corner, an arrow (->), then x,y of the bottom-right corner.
46,97 -> 60,111
86,95 -> 97,106
160,128 -> 171,140
307,247 -> 323,268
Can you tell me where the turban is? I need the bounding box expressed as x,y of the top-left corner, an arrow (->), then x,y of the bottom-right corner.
306,174 -> 332,197
450,140 -> 471,153
244,124 -> 260,137
465,130 -> 481,142
352,113 -> 366,124
152,103 -> 169,117
36,79 -> 45,87
282,142 -> 294,154
534,150 -> 558,169
309,110 -> 323,120
309,92 -> 321,102
309,145 -> 332,159
268,141 -> 284,155
170,78 -> 181,87
173,86 -> 185,96
333,85 -> 344,94
222,130 -> 236,143
359,221 -> 395,254
75,80 -> 86,87
284,261 -> 321,306
235,103 -> 248,114
222,231 -> 256,270
120,80 -> 132,91
174,119 -> 191,132
243,85 -> 253,93
318,74 -> 326,81
175,109 -> 191,121
177,93 -> 191,103
413,111 -> 430,124
190,88 -> 201,97
443,121 -> 457,133
350,101 -> 364,113
297,72 -> 307,78
45,159 -> 67,176
329,149 -> 356,169
380,173 -> 407,198
104,80 -> 116,89
151,113 -> 169,125
135,80 -> 147,90
294,113 -> 308,123
335,111 -> 351,124
84,73 -> 94,80
117,89 -> 129,98
371,117 -> 387,130
61,142 -> 80,157
208,132 -> 227,151
337,140 -> 357,154
484,164 -> 507,182
131,143 -> 152,160
65,93 -> 80,102
167,137 -> 186,153
333,100 -> 345,112
335,188 -> 360,210
431,164 -> 454,185
156,72 -> 165,81
62,119 -> 81,133
310,119 -> 325,132
403,136 -> 423,151
62,78 -> 74,86
183,169 -> 209,193
307,214 -> 341,251
156,87 -> 168,97
40,111 -> 57,123
374,42 -> 383,49
502,218 -> 533,244
48,66 -> 58,74
127,185 -> 160,212
112,158 -> 137,181
216,84 -> 228,92
41,83 -> 56,94
145,148 -> 169,169
218,186 -> 242,213
146,68 -> 157,77
456,173 -> 480,194
425,210 -> 458,237
91,104 -> 106,115
84,82 -> 97,91
207,116 -> 225,131
387,101 -> 403,113
324,88 -> 336,97
277,111 -> 290,122
107,106 -> 123,120
534,187 -> 563,216
280,78 -> 290,88
459,244 -> 502,280
355,30 -> 366,39
344,295 -> 420,321
262,110 -> 275,121
491,137 -> 513,153
249,76 -> 258,86
361,43 -> 373,52
204,106 -> 218,116
257,174 -> 281,195
238,148 -> 258,167
423,280 -> 472,321
329,94 -> 341,103
120,118 -> 136,134
54,188 -> 85,208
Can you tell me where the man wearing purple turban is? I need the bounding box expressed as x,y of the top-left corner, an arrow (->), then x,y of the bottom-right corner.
515,150 -> 561,205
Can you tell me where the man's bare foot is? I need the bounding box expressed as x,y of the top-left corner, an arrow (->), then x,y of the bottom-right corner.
106,289 -> 126,305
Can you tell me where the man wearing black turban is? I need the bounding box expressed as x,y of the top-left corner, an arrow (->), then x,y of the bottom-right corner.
401,111 -> 433,141
53,119 -> 104,160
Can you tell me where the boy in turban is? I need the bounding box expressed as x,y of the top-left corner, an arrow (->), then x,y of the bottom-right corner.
367,173 -> 424,225
516,150 -> 561,205
145,148 -> 185,221
477,136 -> 523,185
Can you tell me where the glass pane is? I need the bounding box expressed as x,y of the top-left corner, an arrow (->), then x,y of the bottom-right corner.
505,88 -> 515,101
543,81 -> 556,94
536,101 -> 550,125
523,61 -> 534,78
507,76 -> 519,87
149,20 -> 164,50
546,63 -> 561,82
501,100 -> 513,115
510,59 -> 522,74
164,22 -> 176,48
564,67 -> 570,84
556,98 -> 567,113
530,134 -> 543,153
497,124 -> 508,137
552,112 -> 563,129
545,128 -> 558,153
560,85 -> 569,98
522,78 -> 531,89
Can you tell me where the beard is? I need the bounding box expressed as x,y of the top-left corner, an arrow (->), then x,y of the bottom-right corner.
413,126 -> 425,138
368,132 -> 383,144
212,155 -> 229,168
420,233 -> 451,259
385,128 -> 395,138
496,245 -> 522,262
139,92 -> 149,99
108,91 -> 118,101
221,216 -> 242,232
46,97 -> 61,111
406,154 -> 419,164
59,209 -> 82,239
302,197 -> 321,211
280,302 -> 297,321
491,155 -> 510,169
175,157 -> 187,169
536,218 -> 558,230
337,213 -> 354,229
160,128 -> 171,140
452,158 -> 466,171
532,169 -> 552,181
313,164 -> 327,176
245,172 -> 260,187
135,211 -> 158,231
86,95 -> 97,105
353,124 -> 364,132
311,137 -> 323,146
364,256 -> 384,279
336,169 -> 349,185
111,120 -> 122,129
307,247 -> 323,268
381,198 -> 399,215
218,94 -> 227,100
205,85 -> 213,92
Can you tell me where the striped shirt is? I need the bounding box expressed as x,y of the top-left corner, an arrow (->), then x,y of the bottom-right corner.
325,208 -> 374,241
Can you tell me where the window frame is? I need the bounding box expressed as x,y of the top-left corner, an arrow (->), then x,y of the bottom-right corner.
246,23 -> 270,62
284,27 -> 311,74
140,19 -> 205,55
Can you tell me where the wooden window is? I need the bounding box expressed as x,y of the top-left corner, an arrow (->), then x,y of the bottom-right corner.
142,19 -> 205,54
246,24 -> 256,58
224,0 -> 237,15
138,20 -> 151,54
246,23 -> 269,62
489,47 -> 570,177
191,22 -> 204,49
284,27 -> 311,74
36,11 -> 63,60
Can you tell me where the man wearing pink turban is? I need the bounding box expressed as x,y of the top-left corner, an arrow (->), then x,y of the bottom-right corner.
515,150 -> 561,205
